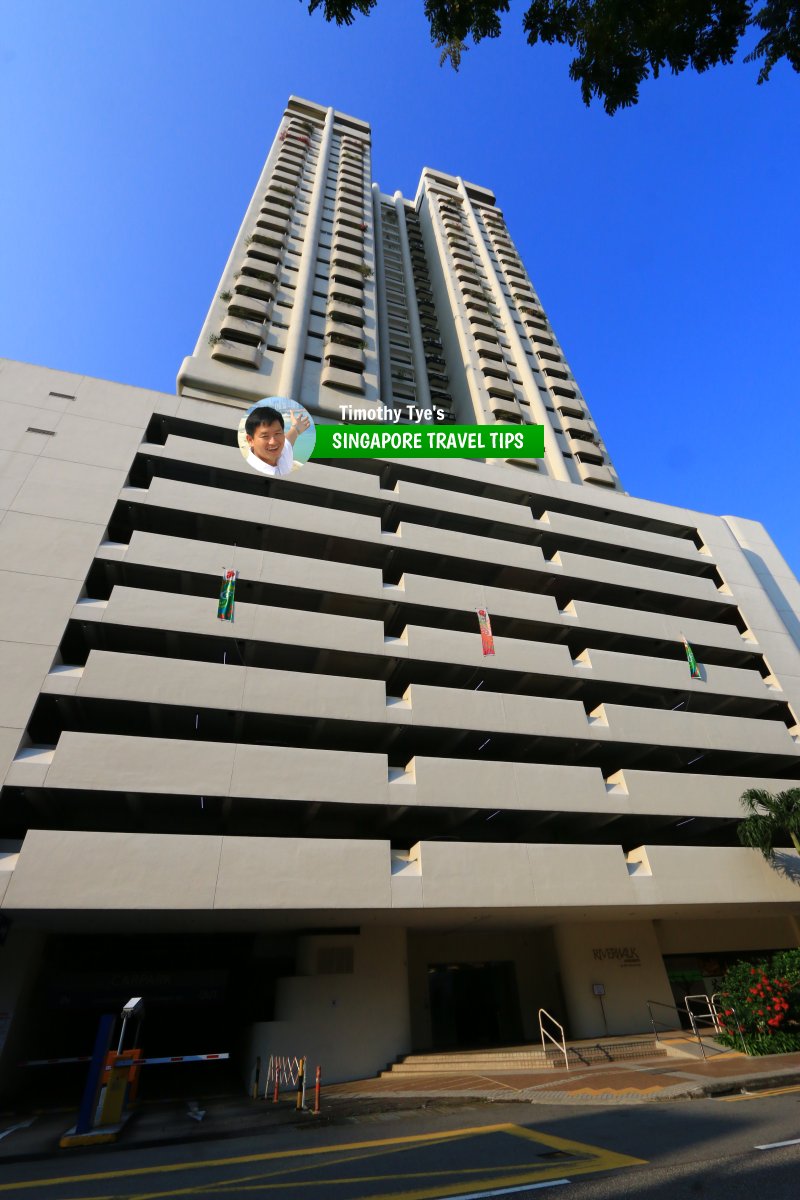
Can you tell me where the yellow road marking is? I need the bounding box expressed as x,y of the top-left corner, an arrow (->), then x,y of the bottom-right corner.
0,1122 -> 646,1200
99,1134 -> 479,1200
718,1083 -> 800,1103
559,1086 -> 662,1096
0,1124 -> 498,1192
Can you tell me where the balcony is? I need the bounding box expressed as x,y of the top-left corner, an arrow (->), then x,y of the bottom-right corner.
282,132 -> 311,150
575,458 -> 617,488
265,189 -> 293,210
572,442 -> 605,468
337,200 -> 364,222
328,280 -> 363,306
473,336 -> 502,359
464,295 -> 490,315
233,275 -> 275,303
321,362 -> 366,394
330,263 -> 367,291
486,377 -> 516,402
325,339 -> 365,372
562,415 -> 594,439
488,396 -> 520,422
246,241 -> 282,265
259,203 -> 291,228
333,220 -> 365,244
273,169 -> 301,190
328,302 -> 365,329
219,315 -> 264,347
250,229 -> 285,251
330,245 -> 363,273
543,362 -> 570,381
240,256 -> 279,283
482,361 -> 512,384
276,148 -> 306,169
336,183 -> 363,207
334,211 -> 365,233
210,340 -> 261,369
228,292 -> 270,321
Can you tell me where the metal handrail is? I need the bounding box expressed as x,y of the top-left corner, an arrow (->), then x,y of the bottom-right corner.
538,1007 -> 569,1071
646,997 -> 707,1060
684,992 -> 721,1032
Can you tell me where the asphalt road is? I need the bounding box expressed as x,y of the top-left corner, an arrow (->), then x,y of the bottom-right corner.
1,1087 -> 800,1199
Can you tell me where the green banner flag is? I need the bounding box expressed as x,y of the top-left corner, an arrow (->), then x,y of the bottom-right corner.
217,569 -> 237,622
682,635 -> 701,679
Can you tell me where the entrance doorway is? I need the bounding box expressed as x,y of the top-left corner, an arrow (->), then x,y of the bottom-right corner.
428,961 -> 523,1049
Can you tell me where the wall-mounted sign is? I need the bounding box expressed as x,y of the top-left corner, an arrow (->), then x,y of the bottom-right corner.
592,946 -> 641,967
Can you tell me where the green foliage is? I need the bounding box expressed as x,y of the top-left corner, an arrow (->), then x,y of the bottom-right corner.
218,291 -> 232,302
737,787 -> 800,861
302,1 -> 800,113
305,0 -> 377,24
715,950 -> 800,1054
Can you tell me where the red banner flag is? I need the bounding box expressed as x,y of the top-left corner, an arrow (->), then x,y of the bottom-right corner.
476,607 -> 495,656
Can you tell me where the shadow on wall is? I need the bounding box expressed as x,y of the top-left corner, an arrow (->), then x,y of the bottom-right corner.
740,546 -> 800,654
772,851 -> 800,884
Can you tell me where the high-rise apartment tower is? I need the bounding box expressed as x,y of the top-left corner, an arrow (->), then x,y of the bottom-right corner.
178,97 -> 618,488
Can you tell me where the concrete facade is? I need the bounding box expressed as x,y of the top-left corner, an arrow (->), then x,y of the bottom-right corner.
1,96 -> 799,1093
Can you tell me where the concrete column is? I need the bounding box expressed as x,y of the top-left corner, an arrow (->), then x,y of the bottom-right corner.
279,107 -> 335,400
456,179 -> 570,483
393,193 -> 432,413
371,185 -> 393,411
0,928 -> 45,1101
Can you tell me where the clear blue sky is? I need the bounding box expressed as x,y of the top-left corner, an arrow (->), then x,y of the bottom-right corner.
2,2 -> 798,572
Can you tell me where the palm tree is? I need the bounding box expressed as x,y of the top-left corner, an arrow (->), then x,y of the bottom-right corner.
737,788 -> 800,861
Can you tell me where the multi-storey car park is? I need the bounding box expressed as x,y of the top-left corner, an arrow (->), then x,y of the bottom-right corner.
1,96 -> 799,1094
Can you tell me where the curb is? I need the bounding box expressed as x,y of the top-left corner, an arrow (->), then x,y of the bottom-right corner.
687,1068 -> 800,1100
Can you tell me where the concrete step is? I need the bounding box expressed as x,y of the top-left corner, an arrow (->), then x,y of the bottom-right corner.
382,1037 -> 667,1076
659,1034 -> 745,1060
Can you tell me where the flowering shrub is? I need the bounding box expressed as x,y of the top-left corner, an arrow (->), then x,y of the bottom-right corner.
716,950 -> 800,1055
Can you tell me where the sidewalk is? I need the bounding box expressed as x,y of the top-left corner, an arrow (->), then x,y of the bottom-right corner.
326,1046 -> 800,1106
4,1049 -> 800,1164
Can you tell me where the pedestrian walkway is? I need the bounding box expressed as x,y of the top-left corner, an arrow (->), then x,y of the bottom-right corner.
326,1046 -> 800,1106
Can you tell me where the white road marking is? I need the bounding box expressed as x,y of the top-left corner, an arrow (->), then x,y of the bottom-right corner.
0,1118 -> 35,1142
755,1137 -> 800,1150
446,1182 -> 571,1199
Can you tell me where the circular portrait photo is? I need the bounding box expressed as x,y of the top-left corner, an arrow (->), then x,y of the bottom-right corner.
238,397 -> 316,479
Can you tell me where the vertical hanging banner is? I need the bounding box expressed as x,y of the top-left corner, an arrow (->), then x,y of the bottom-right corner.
476,607 -> 495,657
681,635 -> 701,679
217,569 -> 238,622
